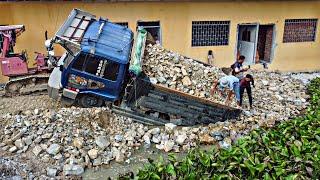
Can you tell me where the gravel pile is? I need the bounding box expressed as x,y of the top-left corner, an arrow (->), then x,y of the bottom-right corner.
143,44 -> 224,99
0,107 -> 209,178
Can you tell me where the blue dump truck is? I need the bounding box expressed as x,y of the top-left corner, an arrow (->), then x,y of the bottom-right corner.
46,9 -> 240,126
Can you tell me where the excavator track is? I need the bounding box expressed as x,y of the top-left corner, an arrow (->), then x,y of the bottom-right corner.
119,77 -> 241,126
4,74 -> 50,96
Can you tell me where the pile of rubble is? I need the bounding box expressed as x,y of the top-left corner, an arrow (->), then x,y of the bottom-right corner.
143,44 -> 310,107
0,107 -> 214,177
143,44 -> 224,99
0,44 -> 316,178
0,72 -> 311,178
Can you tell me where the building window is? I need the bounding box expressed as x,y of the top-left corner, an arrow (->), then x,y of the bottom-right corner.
115,22 -> 129,28
137,21 -> 161,44
283,19 -> 318,43
192,21 -> 230,46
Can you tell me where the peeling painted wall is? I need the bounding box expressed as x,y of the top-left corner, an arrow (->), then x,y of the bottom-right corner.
0,1 -> 319,83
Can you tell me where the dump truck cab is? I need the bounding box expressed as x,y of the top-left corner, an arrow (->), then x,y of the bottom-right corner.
47,9 -> 133,106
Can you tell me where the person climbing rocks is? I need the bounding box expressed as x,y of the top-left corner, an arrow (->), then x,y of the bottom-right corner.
240,74 -> 255,109
211,69 -> 240,106
231,55 -> 250,79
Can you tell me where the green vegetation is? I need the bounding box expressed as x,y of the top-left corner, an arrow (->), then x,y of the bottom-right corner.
122,78 -> 320,180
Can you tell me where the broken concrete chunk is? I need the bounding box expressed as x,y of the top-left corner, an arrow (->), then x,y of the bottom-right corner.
165,123 -> 177,133
88,149 -> 99,160
95,136 -> 110,149
47,144 -> 61,155
182,76 -> 192,86
63,164 -> 84,176
32,145 -> 42,156
73,137 -> 84,149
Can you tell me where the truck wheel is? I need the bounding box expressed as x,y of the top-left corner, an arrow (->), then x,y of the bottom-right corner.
79,95 -> 103,108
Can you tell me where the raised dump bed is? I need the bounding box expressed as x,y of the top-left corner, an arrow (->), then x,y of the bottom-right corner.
119,77 -> 241,126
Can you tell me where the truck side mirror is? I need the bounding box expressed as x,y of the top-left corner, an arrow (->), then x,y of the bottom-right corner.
59,65 -> 63,72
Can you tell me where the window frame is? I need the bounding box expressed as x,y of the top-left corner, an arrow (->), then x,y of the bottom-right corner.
191,20 -> 231,47
283,18 -> 318,43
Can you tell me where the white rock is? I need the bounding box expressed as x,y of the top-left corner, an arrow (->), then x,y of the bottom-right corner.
24,120 -> 31,127
34,109 -> 40,115
269,86 -> 278,91
151,136 -> 160,144
47,167 -> 58,177
47,144 -> 61,155
95,136 -> 110,149
32,145 -> 42,156
23,136 -> 33,146
275,95 -> 284,101
150,128 -> 160,135
63,164 -> 84,176
165,123 -> 177,133
143,133 -> 151,144
163,140 -> 175,152
262,80 -> 269,86
88,149 -> 99,159
181,68 -> 188,76
8,146 -> 18,153
175,134 -> 187,145
14,139 -> 25,149
114,134 -> 123,142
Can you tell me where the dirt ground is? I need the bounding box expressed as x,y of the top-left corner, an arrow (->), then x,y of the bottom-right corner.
0,93 -> 60,115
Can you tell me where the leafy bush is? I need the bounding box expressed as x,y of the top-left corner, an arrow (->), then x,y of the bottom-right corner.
124,78 -> 320,180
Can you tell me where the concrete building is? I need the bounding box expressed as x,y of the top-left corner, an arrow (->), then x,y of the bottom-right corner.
0,0 -> 319,82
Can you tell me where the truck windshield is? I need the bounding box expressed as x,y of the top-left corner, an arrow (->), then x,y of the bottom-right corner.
71,53 -> 120,81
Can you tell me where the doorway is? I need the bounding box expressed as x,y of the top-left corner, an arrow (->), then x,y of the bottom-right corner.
257,25 -> 274,63
137,21 -> 161,44
236,24 -> 275,65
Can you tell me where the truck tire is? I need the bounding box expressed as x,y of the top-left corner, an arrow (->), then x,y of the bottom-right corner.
78,95 -> 103,108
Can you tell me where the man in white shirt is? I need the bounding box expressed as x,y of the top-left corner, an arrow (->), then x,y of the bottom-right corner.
211,74 -> 240,106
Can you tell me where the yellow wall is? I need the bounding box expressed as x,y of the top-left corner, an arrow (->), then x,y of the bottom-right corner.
0,1 -> 319,83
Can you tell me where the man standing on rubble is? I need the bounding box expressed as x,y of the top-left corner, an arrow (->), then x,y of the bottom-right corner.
231,55 -> 250,79
211,68 -> 240,106
240,74 -> 254,109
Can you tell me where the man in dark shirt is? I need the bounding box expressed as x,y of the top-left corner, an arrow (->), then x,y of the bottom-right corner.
231,55 -> 250,79
240,74 -> 254,109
